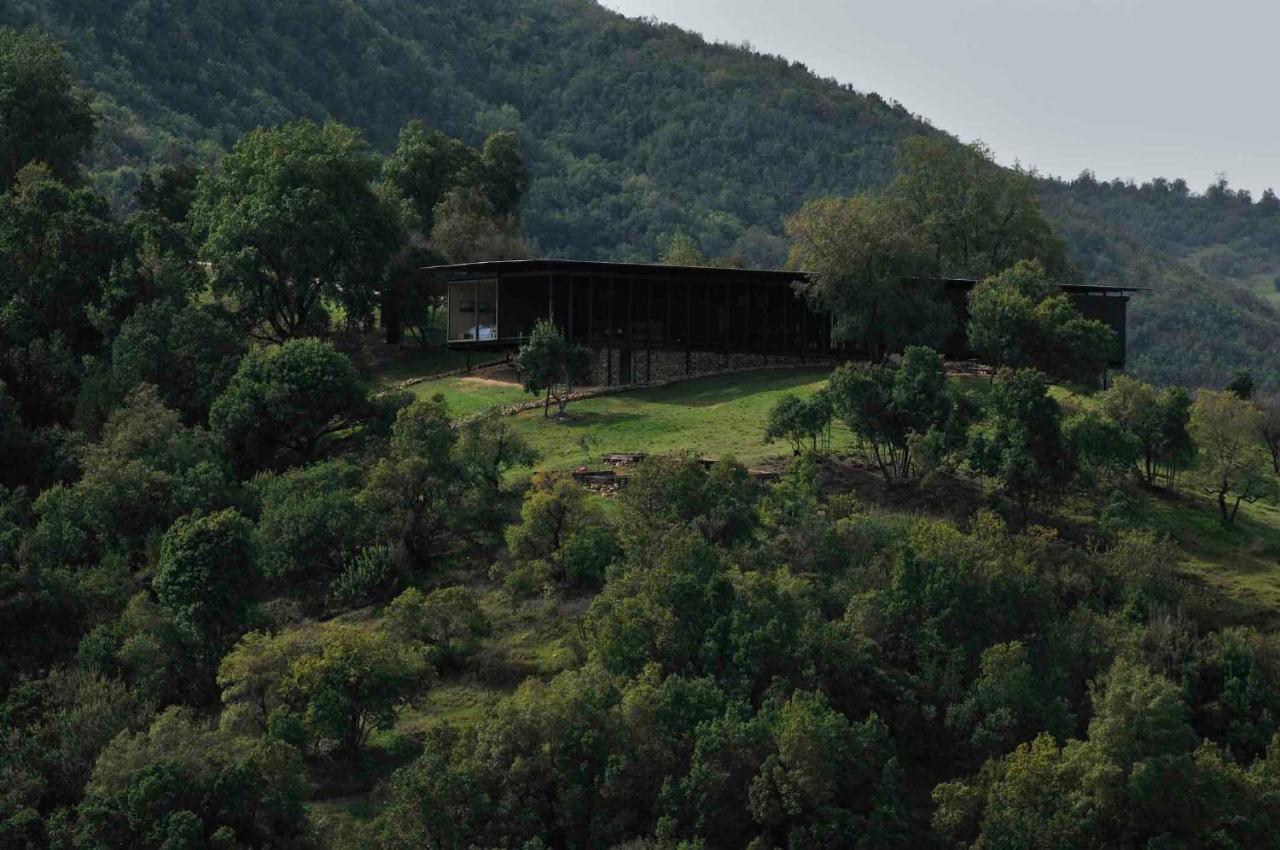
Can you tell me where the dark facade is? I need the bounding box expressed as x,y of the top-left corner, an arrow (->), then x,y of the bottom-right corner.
427,260 -> 1137,383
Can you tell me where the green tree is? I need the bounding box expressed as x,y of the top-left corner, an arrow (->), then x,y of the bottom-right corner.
210,338 -> 371,477
662,229 -> 707,266
109,301 -> 245,425
385,586 -> 491,668
26,384 -> 231,569
192,120 -> 402,341
967,260 -> 1115,384
968,369 -> 1074,523
764,391 -> 832,455
276,624 -> 430,757
358,395 -> 462,568
75,707 -> 309,849
1226,368 -> 1255,400
514,319 -> 591,417
153,509 -> 256,659
828,346 -> 953,483
786,193 -> 950,361
1259,393 -> 1280,474
1190,389 -> 1276,525
382,120 -> 478,232
505,472 -> 618,594
933,659 -> 1280,849
0,171 -> 121,425
747,692 -> 907,849
429,185 -> 528,264
0,28 -> 95,191
1063,409 -> 1141,489
966,260 -> 1054,371
1099,375 -> 1195,487
893,135 -> 1065,278
252,459 -> 372,590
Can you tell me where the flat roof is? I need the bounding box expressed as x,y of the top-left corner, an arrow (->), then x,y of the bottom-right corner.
424,258 -> 807,283
425,259 -> 1147,293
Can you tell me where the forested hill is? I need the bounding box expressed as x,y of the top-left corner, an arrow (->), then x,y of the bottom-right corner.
4,0 -> 1279,388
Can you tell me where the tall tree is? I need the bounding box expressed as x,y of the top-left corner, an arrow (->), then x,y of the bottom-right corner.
893,135 -> 1065,278
514,319 -> 591,417
209,339 -> 371,477
192,120 -> 402,341
0,28 -> 95,191
1189,390 -> 1275,525
786,193 -> 950,361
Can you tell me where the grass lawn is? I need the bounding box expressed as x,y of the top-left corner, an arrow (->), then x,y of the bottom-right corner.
1138,492 -> 1280,630
409,374 -> 530,417
507,367 -> 852,469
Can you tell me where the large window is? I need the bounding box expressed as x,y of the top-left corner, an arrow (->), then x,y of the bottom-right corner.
448,279 -> 498,342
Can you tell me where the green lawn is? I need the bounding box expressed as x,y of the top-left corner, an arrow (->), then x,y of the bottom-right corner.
507,367 -> 852,468
410,374 -> 530,417
1138,492 -> 1280,630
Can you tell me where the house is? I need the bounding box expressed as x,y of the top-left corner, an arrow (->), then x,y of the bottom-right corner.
424,259 -> 1138,385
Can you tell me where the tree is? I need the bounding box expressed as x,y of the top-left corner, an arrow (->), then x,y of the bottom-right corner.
382,120 -> 478,232
385,586 -> 491,667
967,369 -> 1074,524
192,120 -> 403,341
25,384 -> 231,569
505,472 -> 617,594
0,171 -> 121,425
429,185 -> 529,264
1099,375 -> 1195,487
786,193 -> 950,361
455,411 -> 539,499
965,260 -> 1054,371
1189,390 -> 1275,526
75,707 -> 309,848
764,391 -> 832,455
109,301 -> 245,425
893,135 -> 1064,278
275,624 -> 430,757
514,319 -> 591,417
358,395 -> 463,568
933,659 -> 1280,849
252,459 -> 372,590
153,508 -> 256,659
1259,394 -> 1280,474
0,28 -> 95,191
210,338 -> 371,477
661,230 -> 706,266
1226,368 -> 1255,400
828,346 -> 952,483
476,130 -> 529,218
967,260 -> 1115,384
747,692 -> 907,849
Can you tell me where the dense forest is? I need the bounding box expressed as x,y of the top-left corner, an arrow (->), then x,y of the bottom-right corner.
6,10 -> 1280,850
1,0 -> 1279,390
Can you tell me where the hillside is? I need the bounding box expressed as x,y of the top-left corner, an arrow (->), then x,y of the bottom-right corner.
3,0 -> 1279,388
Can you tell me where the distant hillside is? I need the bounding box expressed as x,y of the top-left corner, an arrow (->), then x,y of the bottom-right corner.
3,0 -> 1278,389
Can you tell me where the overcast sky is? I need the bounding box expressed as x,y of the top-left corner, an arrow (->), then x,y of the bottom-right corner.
600,0 -> 1280,196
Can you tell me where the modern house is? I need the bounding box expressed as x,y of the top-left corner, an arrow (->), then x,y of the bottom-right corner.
424,259 -> 1138,385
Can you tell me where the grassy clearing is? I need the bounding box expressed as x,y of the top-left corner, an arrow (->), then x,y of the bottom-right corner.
508,367 -> 851,469
1137,491 -> 1280,629
409,374 -> 529,417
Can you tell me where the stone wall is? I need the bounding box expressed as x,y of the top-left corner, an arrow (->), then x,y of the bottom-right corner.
586,348 -> 822,387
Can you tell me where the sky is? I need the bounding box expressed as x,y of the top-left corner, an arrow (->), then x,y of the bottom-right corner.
600,0 -> 1280,197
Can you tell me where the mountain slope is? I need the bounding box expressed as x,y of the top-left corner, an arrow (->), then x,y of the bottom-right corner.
3,0 -> 1278,388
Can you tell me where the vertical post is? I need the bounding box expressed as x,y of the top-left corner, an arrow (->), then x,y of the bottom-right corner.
548,273 -> 555,330
722,281 -> 730,369
607,276 -> 614,387
646,277 -> 653,382
686,279 -> 693,375
627,277 -> 635,385
567,275 -> 575,343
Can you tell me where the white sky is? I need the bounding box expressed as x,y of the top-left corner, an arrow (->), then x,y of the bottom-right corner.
601,0 -> 1280,196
